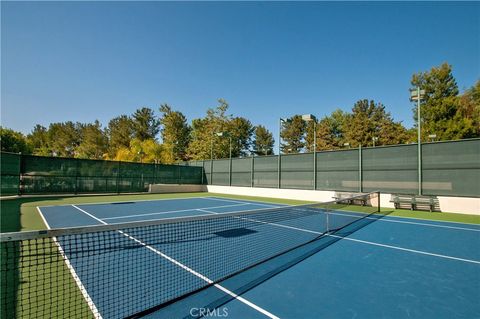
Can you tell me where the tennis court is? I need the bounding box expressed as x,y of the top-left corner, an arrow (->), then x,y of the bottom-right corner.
2,194 -> 479,318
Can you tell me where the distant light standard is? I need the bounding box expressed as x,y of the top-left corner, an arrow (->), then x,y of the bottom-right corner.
216,132 -> 232,186
372,137 -> 378,147
410,87 -> 426,195
302,114 -> 317,190
343,143 -> 350,149
210,133 -> 215,184
428,134 -> 437,142
137,151 -> 145,163
278,118 -> 292,188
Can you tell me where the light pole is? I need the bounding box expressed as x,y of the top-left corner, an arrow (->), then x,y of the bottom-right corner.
302,114 -> 317,190
216,132 -> 232,185
410,87 -> 426,195
210,134 -> 215,185
372,137 -> 378,147
343,143 -> 350,149
215,132 -> 232,159
428,134 -> 437,142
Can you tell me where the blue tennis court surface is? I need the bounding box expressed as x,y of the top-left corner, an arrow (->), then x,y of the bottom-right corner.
38,196 -> 480,319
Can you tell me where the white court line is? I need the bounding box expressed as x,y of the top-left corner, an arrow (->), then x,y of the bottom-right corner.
327,234 -> 480,265
206,197 -> 283,207
37,207 -> 103,319
199,208 -> 480,265
328,211 -> 480,232
101,203 -> 250,221
70,205 -> 278,319
39,195 -> 218,208
194,205 -> 286,217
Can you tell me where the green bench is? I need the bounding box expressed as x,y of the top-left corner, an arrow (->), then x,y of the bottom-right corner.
390,194 -> 439,212
333,192 -> 370,206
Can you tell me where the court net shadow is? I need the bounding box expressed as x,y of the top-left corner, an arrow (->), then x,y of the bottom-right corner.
146,210 -> 393,319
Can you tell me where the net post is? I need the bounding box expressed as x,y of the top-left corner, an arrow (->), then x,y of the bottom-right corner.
377,191 -> 381,212
326,209 -> 330,233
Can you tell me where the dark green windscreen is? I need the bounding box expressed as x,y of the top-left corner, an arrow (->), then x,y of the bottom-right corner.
362,144 -> 417,194
281,153 -> 313,189
422,140 -> 480,197
0,152 -> 20,195
316,149 -> 359,191
231,158 -> 252,187
1,153 -> 203,195
199,139 -> 479,197
253,155 -> 278,188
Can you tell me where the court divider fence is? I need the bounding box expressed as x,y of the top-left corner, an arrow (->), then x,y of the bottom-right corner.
0,153 -> 203,196
187,138 -> 480,197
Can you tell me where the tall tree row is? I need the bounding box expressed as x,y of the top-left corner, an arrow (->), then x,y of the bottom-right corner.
1,63 -> 478,161
411,63 -> 479,141
187,99 -> 254,160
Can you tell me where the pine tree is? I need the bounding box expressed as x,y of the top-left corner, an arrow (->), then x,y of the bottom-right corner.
253,125 -> 274,155
411,62 -> 464,141
159,104 -> 191,161
27,125 -> 50,155
47,122 -> 82,157
132,107 -> 160,141
280,115 -> 305,153
107,115 -> 134,157
76,120 -> 108,159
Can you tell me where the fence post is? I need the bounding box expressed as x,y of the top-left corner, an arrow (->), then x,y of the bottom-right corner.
278,154 -> 281,189
17,152 -> 22,195
251,156 -> 254,187
229,157 -> 232,186
418,142 -> 422,195
201,160 -> 205,185
210,160 -> 214,185
116,161 -> 120,194
75,158 -> 79,195
313,150 -> 317,190
359,144 -> 363,193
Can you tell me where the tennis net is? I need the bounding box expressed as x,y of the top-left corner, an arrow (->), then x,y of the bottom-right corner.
1,192 -> 380,318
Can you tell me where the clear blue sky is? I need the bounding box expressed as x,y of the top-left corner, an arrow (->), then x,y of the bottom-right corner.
1,2 -> 479,148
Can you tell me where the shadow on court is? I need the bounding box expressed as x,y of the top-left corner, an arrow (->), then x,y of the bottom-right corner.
143,211 -> 393,319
